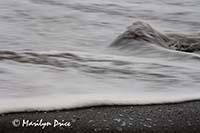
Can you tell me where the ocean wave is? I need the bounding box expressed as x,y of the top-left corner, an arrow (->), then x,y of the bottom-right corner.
111,21 -> 200,53
1,22 -> 200,113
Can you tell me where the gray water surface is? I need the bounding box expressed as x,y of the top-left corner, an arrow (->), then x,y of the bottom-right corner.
0,0 -> 200,113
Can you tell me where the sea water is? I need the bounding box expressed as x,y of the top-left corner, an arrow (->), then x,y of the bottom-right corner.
0,0 -> 200,113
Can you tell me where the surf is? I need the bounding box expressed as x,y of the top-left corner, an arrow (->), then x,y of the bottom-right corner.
111,21 -> 200,53
1,21 -> 200,114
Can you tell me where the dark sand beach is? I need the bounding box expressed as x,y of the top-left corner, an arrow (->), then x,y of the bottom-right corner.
0,101 -> 200,133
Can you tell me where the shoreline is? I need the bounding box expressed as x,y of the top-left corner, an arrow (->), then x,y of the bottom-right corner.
1,101 -> 200,133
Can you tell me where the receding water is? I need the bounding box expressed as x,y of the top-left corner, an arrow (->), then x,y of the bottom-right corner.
0,0 -> 200,113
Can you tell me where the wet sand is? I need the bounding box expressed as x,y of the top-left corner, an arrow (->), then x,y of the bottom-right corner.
0,101 -> 200,133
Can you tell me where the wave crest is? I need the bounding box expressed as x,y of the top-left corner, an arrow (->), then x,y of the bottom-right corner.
111,21 -> 200,53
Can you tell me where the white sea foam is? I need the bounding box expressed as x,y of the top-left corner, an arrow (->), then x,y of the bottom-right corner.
1,93 -> 200,113
0,49 -> 200,113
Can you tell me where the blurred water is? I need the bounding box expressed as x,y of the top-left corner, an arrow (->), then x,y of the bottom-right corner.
0,0 -> 200,113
